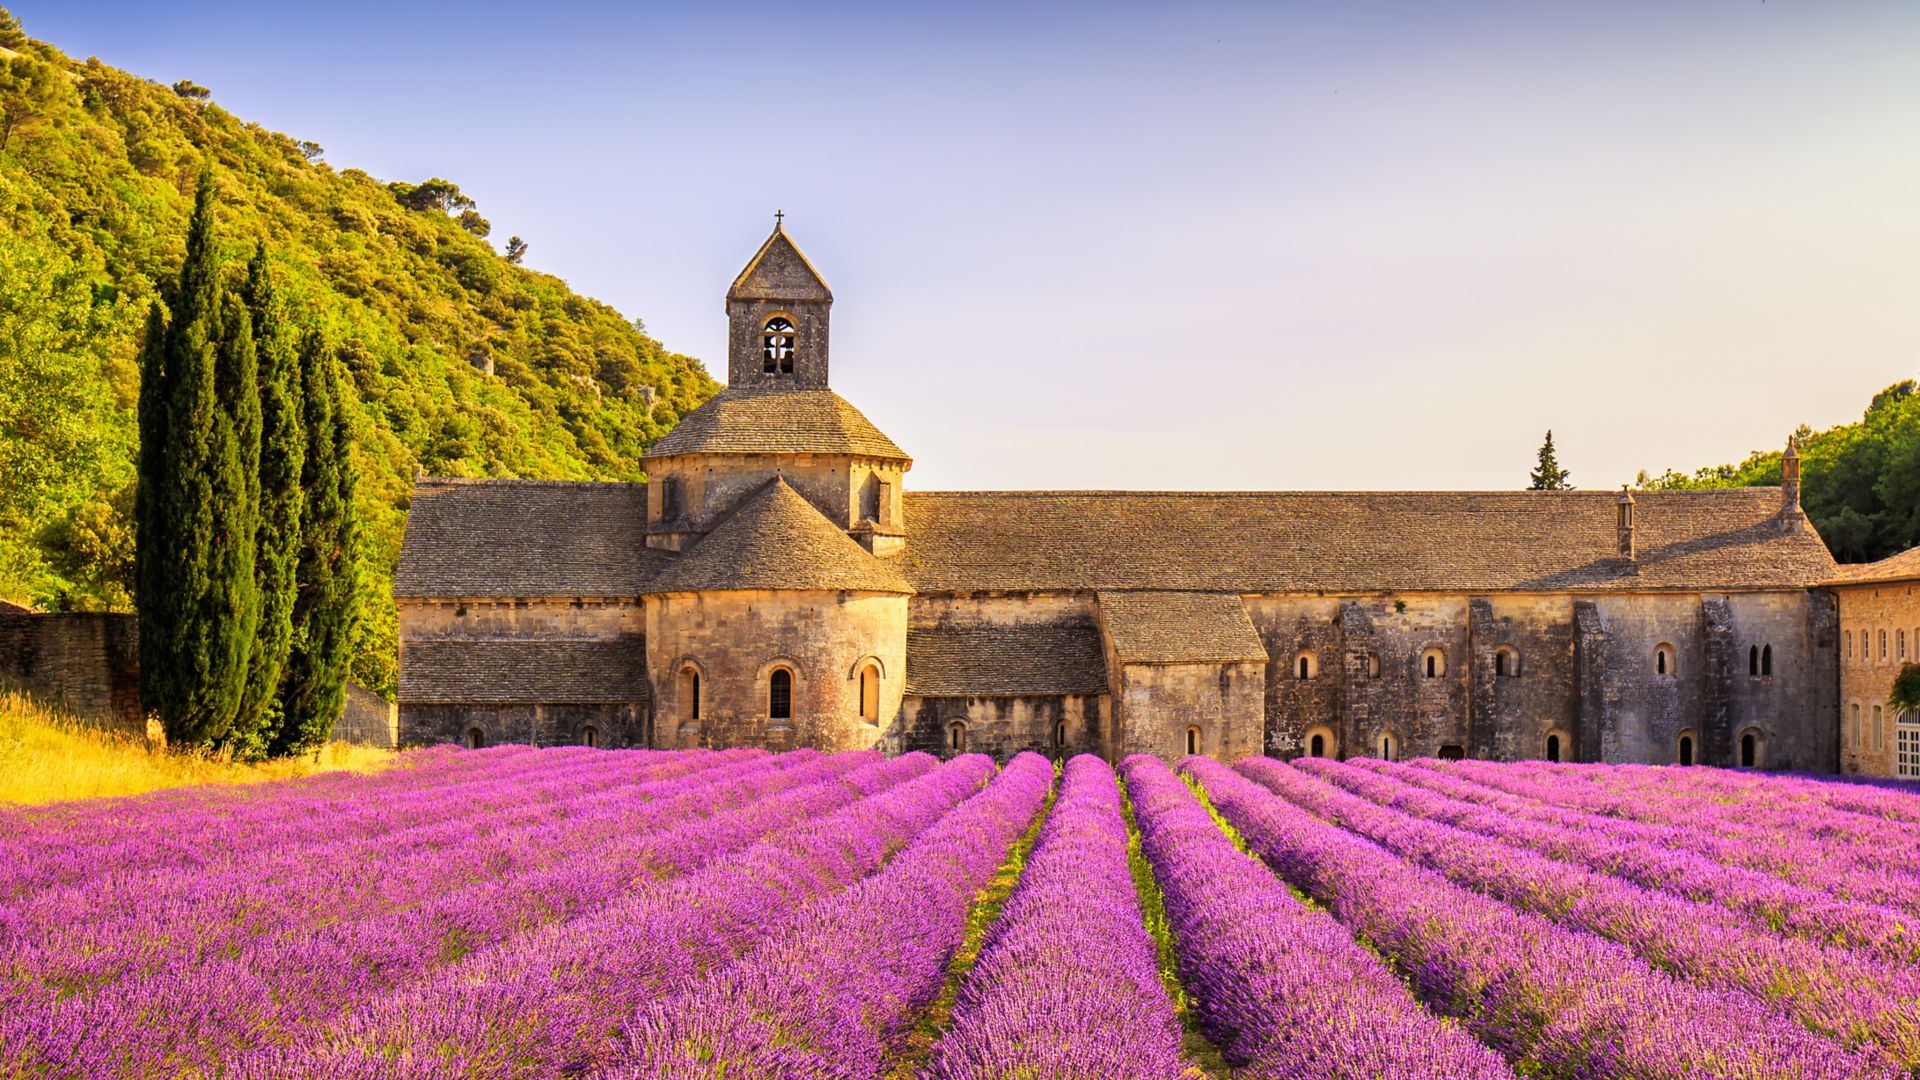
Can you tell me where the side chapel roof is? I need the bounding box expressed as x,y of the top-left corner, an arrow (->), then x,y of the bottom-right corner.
643,478 -> 912,595
395,479 -> 669,598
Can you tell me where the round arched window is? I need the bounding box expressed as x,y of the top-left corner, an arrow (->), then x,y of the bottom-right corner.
769,668 -> 793,720
762,317 -> 795,374
948,721 -> 967,752
466,727 -> 484,749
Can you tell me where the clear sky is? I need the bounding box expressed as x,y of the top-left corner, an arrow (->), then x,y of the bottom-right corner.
17,1 -> 1920,491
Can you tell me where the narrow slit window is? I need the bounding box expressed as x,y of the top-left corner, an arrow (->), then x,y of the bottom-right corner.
1186,726 -> 1200,756
769,668 -> 792,720
467,727 -> 484,750
581,726 -> 598,748
859,665 -> 879,721
1546,733 -> 1561,763
1678,734 -> 1694,767
948,721 -> 967,752
1761,644 -> 1772,677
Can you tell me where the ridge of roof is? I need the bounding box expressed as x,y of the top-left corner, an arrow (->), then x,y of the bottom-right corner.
643,477 -> 912,595
1829,545 -> 1920,585
643,385 -> 910,462
414,476 -> 638,488
903,488 -> 1789,499
727,224 -> 832,302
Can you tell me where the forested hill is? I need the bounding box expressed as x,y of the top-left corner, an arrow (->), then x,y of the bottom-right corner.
0,12 -> 719,695
1637,379 -> 1920,564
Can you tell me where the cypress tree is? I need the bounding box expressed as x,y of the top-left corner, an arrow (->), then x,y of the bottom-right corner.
199,287 -> 260,745
233,246 -> 304,757
276,331 -> 358,756
137,177 -> 236,745
1529,430 -> 1573,491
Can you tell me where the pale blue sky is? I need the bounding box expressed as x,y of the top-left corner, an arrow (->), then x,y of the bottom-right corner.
18,1 -> 1920,490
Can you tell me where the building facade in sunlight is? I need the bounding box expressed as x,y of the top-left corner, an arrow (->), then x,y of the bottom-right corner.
394,225 -> 1853,768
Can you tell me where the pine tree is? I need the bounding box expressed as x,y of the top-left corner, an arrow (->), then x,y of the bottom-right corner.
1529,430 -> 1573,491
232,246 -> 303,757
275,330 -> 358,756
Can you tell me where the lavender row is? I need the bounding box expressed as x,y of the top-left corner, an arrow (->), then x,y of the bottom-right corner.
240,751 -> 989,1079
0,751 -> 877,1076
1122,754 -> 1514,1079
1186,757 -> 1892,1079
1446,760 -> 1920,875
0,745 -> 740,901
602,751 -> 1056,1078
1337,757 -> 1920,964
1423,759 -> 1920,917
927,755 -> 1186,1080
1,748 -> 776,974
1251,758 -> 1920,1070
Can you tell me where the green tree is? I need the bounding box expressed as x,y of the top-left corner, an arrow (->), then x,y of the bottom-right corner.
456,208 -> 490,238
275,330 -> 359,755
231,247 -> 304,756
171,79 -> 210,101
505,236 -> 527,265
1894,663 -> 1920,718
1529,430 -> 1573,490
136,178 -> 254,746
0,7 -> 24,50
389,177 -> 474,214
1,55 -> 65,151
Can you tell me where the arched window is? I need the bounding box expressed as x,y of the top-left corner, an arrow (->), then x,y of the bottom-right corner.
1186,726 -> 1201,756
680,666 -> 701,722
1872,705 -> 1885,751
1677,731 -> 1695,767
1749,645 -> 1759,676
1846,630 -> 1854,663
581,725 -> 599,748
1655,644 -> 1676,677
1421,648 -> 1446,679
1546,733 -> 1562,763
1850,702 -> 1862,749
1365,652 -> 1381,679
466,727 -> 485,750
1296,651 -> 1316,680
858,664 -> 880,722
1494,646 -> 1520,678
1379,733 -> 1397,761
769,668 -> 793,720
1739,729 -> 1760,768
1761,644 -> 1772,677
1309,733 -> 1325,757
762,316 -> 795,374
1054,720 -> 1067,749
948,721 -> 967,752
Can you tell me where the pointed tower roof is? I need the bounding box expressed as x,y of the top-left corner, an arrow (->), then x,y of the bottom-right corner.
643,386 -> 908,462
728,222 -> 831,303
644,478 -> 911,594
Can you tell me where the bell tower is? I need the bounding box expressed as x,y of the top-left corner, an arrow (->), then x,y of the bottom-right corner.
726,216 -> 833,390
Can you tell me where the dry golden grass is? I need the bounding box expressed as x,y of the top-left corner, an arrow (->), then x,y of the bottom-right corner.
0,688 -> 394,806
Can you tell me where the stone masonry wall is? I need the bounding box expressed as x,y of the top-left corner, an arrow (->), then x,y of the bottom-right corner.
645,588 -> 907,753
0,612 -> 142,734
895,693 -> 1104,760
1837,580 -> 1920,776
403,702 -> 649,749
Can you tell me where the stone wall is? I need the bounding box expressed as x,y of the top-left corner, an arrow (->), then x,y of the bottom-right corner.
645,588 -> 907,752
403,702 -> 649,749
1836,579 -> 1920,776
1110,660 -> 1265,762
337,681 -> 398,749
895,693 -> 1104,760
0,612 -> 141,734
645,453 -> 905,550
1240,589 -> 1831,769
396,597 -> 642,640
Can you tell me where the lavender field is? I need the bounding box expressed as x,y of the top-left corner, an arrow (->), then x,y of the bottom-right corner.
3,747 -> 1918,1079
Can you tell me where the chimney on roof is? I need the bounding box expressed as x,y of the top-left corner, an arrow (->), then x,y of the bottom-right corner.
1616,485 -> 1636,562
1780,434 -> 1804,528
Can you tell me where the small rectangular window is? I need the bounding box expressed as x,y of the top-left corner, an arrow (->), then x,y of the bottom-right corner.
660,476 -> 681,520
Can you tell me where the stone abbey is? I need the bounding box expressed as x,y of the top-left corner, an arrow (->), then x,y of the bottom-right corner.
393,223 -> 1907,770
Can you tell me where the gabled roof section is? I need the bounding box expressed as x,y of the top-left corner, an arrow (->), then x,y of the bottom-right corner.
1830,545 -> 1920,585
643,386 -> 909,462
906,622 -> 1109,697
396,478 -> 669,598
728,224 -> 831,303
1099,592 -> 1269,665
644,478 -> 912,595
398,637 -> 650,704
899,489 -> 1838,594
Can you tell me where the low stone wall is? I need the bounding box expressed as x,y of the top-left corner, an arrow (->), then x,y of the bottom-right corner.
337,681 -> 399,749
0,612 -> 142,735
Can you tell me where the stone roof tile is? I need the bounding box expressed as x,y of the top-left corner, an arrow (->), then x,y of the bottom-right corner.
395,479 -> 668,598
898,489 -> 1837,594
905,622 -> 1108,697
644,478 -> 912,595
1099,591 -> 1269,664
397,637 -> 650,704
1830,545 -> 1920,585
643,387 -> 909,462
